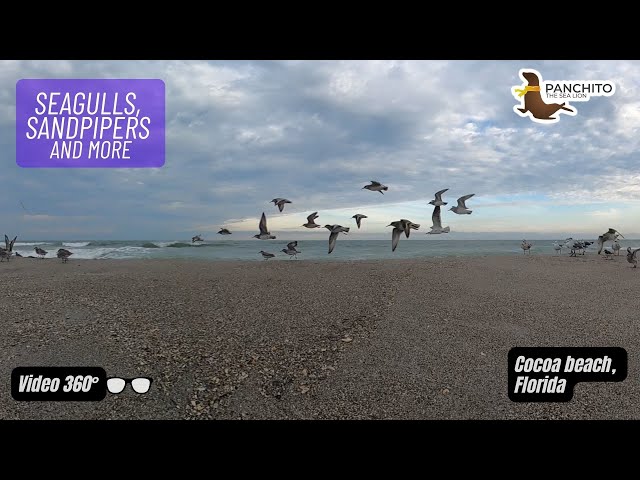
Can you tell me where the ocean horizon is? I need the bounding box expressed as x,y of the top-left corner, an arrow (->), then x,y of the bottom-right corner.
9,238 -> 638,261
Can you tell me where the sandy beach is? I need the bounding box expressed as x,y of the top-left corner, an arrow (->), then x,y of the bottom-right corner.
1,254 -> 639,420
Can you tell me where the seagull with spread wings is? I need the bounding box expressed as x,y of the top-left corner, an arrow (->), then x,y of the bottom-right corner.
253,212 -> 276,240
362,180 -> 388,194
449,194 -> 475,215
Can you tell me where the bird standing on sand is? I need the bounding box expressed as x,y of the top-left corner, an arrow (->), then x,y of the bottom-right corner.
271,198 -> 292,212
612,238 -> 621,256
449,194 -> 475,214
603,247 -> 615,260
429,188 -> 449,207
362,181 -> 388,194
218,228 -> 232,235
597,228 -> 624,254
626,247 -> 640,268
57,248 -> 73,263
326,225 -> 349,254
281,241 -> 301,259
35,246 -> 48,259
253,212 -> 276,240
260,251 -> 275,260
192,235 -> 203,243
426,206 -> 450,234
352,214 -> 367,229
552,241 -> 562,254
0,249 -> 9,262
521,240 -> 532,254
302,212 -> 321,229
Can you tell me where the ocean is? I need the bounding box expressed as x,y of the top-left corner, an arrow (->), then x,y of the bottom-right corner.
9,239 -> 637,261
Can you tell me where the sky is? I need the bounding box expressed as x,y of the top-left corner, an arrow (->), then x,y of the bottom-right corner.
1,60 -> 640,240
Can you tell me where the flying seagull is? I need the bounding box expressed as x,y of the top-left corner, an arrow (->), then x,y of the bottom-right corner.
426,206 -> 450,234
352,214 -> 367,229
387,219 -> 420,251
362,181 -> 388,194
271,198 -> 292,212
259,251 -> 275,260
192,235 -> 204,243
449,194 -> 475,214
57,248 -> 73,263
521,240 -> 532,254
326,225 -> 349,254
253,212 -> 276,240
302,212 -> 321,229
395,219 -> 420,238
35,246 -> 48,259
429,188 -> 449,207
218,228 -> 232,235
597,228 -> 624,254
281,241 -> 300,259
626,247 -> 640,268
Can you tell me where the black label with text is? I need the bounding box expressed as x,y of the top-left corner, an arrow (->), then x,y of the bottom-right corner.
508,347 -> 627,402
11,367 -> 107,401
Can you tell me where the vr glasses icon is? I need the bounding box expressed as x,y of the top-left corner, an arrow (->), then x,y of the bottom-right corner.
107,377 -> 153,394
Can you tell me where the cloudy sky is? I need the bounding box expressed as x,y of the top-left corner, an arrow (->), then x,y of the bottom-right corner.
1,60 -> 639,240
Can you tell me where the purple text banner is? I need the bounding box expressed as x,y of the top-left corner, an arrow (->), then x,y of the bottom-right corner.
16,79 -> 165,168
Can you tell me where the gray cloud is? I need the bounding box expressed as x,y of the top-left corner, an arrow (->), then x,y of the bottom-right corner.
1,60 -> 639,239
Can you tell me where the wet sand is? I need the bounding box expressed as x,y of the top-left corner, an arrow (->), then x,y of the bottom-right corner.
1,254 -> 639,420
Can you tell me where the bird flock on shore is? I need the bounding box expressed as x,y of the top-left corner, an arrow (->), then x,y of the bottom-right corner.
0,235 -> 73,263
521,228 -> 639,268
204,182 -> 477,259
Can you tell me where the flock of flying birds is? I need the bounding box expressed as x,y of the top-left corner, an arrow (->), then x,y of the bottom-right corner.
2,182 -> 638,266
189,181 -> 476,259
520,228 -> 640,268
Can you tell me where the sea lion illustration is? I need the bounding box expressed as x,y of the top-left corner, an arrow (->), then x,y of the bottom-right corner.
515,71 -> 574,121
